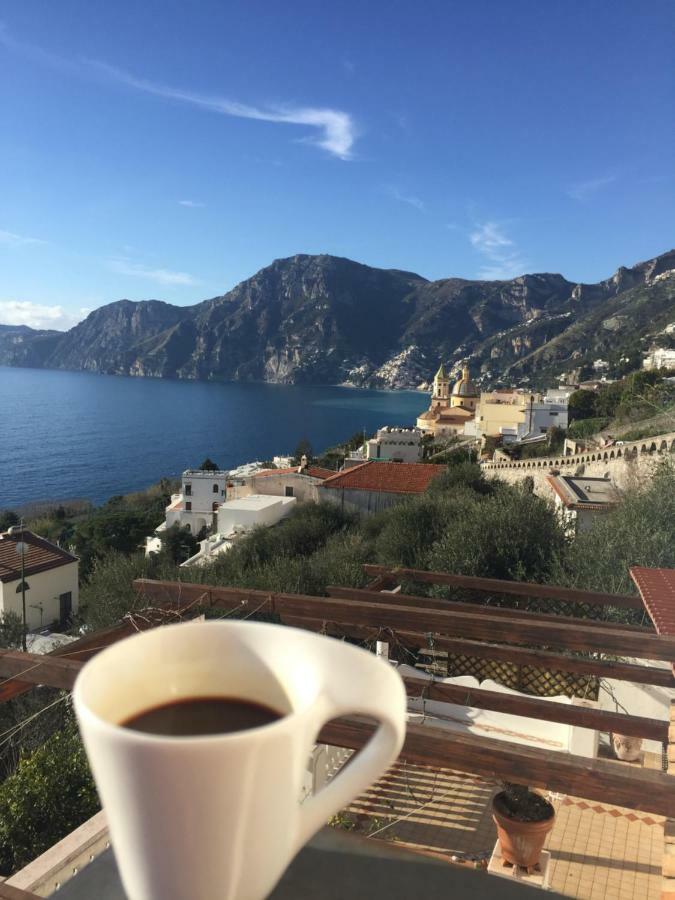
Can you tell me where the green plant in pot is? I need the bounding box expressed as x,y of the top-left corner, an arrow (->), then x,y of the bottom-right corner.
492,783 -> 555,872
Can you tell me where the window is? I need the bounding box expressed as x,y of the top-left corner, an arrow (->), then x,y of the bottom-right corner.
285,486 -> 294,497
213,483 -> 219,493
212,501 -> 219,511
186,501 -> 192,511
185,484 -> 192,496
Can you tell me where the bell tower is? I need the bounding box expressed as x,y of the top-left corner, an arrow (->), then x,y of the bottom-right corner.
432,363 -> 450,406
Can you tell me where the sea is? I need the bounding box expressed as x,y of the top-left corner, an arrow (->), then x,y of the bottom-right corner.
0,367 -> 426,509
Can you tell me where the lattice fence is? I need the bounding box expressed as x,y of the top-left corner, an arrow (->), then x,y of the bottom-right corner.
442,653 -> 598,700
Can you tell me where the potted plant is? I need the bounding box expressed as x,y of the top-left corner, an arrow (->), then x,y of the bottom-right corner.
612,733 -> 643,762
492,783 -> 555,872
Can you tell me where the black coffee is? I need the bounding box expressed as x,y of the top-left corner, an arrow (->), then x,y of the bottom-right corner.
121,696 -> 282,737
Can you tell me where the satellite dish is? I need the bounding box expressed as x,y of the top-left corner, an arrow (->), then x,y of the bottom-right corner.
15,542 -> 29,555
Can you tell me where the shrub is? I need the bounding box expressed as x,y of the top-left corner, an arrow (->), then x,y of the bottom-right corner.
568,417 -> 610,439
0,714 -> 99,875
427,486 -> 565,582
551,461 -> 675,596
427,462 -> 493,495
372,491 -> 481,569
79,551 -> 178,630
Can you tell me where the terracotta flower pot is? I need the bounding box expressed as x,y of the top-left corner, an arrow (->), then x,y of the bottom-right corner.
612,733 -> 643,762
492,791 -> 555,870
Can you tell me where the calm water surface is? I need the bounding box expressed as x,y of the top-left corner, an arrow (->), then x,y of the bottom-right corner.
0,367 -> 425,508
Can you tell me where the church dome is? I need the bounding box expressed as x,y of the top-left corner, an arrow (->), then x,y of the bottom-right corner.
452,366 -> 478,398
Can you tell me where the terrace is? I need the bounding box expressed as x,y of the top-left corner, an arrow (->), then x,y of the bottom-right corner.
0,564 -> 674,899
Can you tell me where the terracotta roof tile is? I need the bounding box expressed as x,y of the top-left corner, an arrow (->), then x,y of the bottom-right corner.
306,466 -> 336,480
320,461 -> 446,495
254,466 -> 334,480
0,530 -> 78,584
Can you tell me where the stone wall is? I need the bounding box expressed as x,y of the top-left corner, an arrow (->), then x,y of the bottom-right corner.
481,431 -> 675,498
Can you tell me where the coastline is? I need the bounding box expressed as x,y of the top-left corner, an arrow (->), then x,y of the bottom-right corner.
0,364 -> 429,395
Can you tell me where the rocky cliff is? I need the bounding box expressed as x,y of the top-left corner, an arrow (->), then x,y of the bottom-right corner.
2,250 -> 673,388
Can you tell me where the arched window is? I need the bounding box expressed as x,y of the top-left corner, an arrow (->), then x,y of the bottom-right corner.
213,484 -> 219,493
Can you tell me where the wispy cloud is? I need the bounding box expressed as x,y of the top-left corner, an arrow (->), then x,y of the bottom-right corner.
385,185 -> 425,211
469,221 -> 527,280
0,300 -> 86,331
0,229 -> 46,247
85,60 -> 356,160
108,258 -> 199,286
567,173 -> 617,201
0,26 -> 357,160
178,199 -> 205,208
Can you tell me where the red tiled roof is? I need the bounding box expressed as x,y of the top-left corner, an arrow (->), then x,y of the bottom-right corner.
0,530 -> 78,584
255,466 -> 334,481
306,466 -> 335,480
320,461 -> 446,494
631,567 -> 675,635
630,566 -> 675,675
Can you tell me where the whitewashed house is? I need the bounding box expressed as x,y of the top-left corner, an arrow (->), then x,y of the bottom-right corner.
0,528 -> 78,630
179,495 -> 297,567
365,427 -> 423,463
165,468 -> 231,534
546,474 -> 619,534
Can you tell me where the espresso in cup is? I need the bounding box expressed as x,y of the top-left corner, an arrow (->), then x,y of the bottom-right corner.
122,696 -> 283,737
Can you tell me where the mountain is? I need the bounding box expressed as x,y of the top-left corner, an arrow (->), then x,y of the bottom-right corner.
1,250 -> 673,389
0,324 -> 64,369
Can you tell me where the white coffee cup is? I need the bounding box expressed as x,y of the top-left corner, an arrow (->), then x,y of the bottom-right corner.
73,620 -> 406,900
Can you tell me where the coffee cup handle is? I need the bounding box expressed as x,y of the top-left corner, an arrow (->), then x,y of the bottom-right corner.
295,667 -> 406,850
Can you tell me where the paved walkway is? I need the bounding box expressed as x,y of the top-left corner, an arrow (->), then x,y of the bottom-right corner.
342,761 -> 664,899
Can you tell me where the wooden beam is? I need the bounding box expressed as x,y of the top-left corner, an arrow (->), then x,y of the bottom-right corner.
0,885 -> 41,900
132,580 -> 675,661
0,650 -> 83,692
327,586 -> 652,633
362,565 -> 645,611
318,717 -> 675,818
401,676 -> 666,742
366,574 -> 397,592
270,615 -> 675,688
0,622 -> 133,704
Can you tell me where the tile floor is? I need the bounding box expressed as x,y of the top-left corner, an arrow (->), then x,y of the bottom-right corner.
343,761 -> 664,899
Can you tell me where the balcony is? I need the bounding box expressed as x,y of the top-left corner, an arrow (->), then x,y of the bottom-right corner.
0,565 -> 673,899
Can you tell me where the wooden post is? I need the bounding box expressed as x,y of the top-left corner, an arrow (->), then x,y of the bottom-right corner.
662,699 -> 675,899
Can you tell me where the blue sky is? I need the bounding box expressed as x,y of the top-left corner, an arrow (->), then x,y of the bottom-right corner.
1,0 -> 673,330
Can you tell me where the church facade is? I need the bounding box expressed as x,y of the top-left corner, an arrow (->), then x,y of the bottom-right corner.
416,364 -> 478,438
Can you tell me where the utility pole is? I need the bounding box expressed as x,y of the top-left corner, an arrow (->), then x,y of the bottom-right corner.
19,522 -> 27,652
10,522 -> 28,652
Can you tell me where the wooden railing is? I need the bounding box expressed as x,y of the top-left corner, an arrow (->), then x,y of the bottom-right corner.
0,567 -> 673,823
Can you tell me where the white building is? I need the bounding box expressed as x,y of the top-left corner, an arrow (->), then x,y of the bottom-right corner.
0,528 -> 79,631
643,347 -> 675,371
216,494 -> 296,536
544,385 -> 576,405
546,474 -> 619,534
178,494 -> 297,567
477,389 -> 569,445
364,427 -> 423,463
165,468 -> 231,535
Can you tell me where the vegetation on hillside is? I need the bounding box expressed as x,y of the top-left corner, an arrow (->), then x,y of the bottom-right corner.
568,370 -> 675,429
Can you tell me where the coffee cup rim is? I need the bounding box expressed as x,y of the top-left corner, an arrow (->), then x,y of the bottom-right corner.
73,620 -> 323,745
